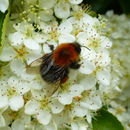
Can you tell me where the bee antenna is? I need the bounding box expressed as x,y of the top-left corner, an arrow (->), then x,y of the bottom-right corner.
81,45 -> 90,51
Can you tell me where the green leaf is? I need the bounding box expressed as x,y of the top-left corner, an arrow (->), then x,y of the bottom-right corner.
92,108 -> 124,130
0,11 -> 7,45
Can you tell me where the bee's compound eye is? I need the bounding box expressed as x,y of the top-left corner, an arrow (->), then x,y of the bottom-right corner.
74,44 -> 81,54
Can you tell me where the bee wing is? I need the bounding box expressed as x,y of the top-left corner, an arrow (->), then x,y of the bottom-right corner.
26,53 -> 53,74
29,57 -> 43,67
29,53 -> 52,67
43,67 -> 68,96
45,80 -> 61,96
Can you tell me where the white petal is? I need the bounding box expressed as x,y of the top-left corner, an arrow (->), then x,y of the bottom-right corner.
9,32 -> 23,46
0,0 -> 9,13
54,2 -> 70,19
17,81 -> 30,95
36,110 -> 51,125
39,0 -> 56,9
86,27 -> 99,38
71,122 -> 78,130
72,106 -> 87,117
24,39 -> 41,50
81,48 -> 96,61
0,46 -> 16,62
58,21 -> 73,34
10,59 -> 25,76
76,32 -> 88,45
0,114 -> 5,127
39,9 -> 53,22
34,34 -> 47,43
43,44 -> 52,53
96,69 -> 111,86
44,121 -> 57,130
96,50 -> 111,67
0,96 -> 8,109
9,96 -> 24,111
25,100 -> 39,115
100,36 -> 112,48
83,14 -> 99,27
58,34 -> 75,43
80,75 -> 96,90
79,123 -> 88,130
79,60 -> 95,74
69,84 -> 84,97
69,0 -> 83,4
31,90 -> 45,100
30,81 -> 43,90
26,52 -> 42,65
58,93 -> 72,105
81,96 -> 102,110
50,100 -> 64,114
11,119 -> 24,130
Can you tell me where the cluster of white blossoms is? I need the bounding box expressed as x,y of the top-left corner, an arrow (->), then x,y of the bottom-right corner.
0,0 -> 113,129
104,11 -> 130,129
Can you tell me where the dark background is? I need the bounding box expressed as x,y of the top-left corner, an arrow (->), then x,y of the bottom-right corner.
83,0 -> 130,14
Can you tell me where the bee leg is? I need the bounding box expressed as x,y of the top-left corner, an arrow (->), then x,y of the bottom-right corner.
61,76 -> 68,84
69,62 -> 80,69
48,45 -> 54,51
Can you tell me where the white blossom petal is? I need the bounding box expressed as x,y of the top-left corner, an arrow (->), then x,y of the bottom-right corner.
0,0 -> 9,13
58,34 -> 75,43
43,44 -> 52,53
83,14 -> 99,27
72,106 -> 87,117
71,122 -> 78,130
0,114 -> 5,127
9,32 -> 23,46
79,60 -> 96,74
0,46 -> 16,62
10,59 -> 25,76
54,2 -> 70,19
69,0 -> 83,4
39,9 -> 53,22
97,69 -> 111,86
0,96 -> 8,109
80,75 -> 96,90
24,39 -> 41,50
39,0 -> 56,9
9,96 -> 24,111
58,93 -> 72,105
77,32 -> 88,45
36,110 -> 51,125
58,21 -> 73,34
25,100 -> 39,115
11,119 -> 24,130
50,100 -> 64,114
80,96 -> 102,110
69,84 -> 84,97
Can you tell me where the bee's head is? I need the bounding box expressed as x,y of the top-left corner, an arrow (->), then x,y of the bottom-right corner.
73,42 -> 81,54
73,42 -> 90,54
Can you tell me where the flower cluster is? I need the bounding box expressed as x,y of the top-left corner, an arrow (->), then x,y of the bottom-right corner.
0,1 -> 113,129
104,11 -> 130,129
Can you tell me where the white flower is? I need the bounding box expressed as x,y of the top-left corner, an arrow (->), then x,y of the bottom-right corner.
0,76 -> 30,111
58,84 -> 84,105
25,90 -> 64,125
0,0 -> 9,13
69,0 -> 83,4
0,46 -> 16,62
9,22 -> 45,50
39,0 -> 56,9
54,2 -> 70,19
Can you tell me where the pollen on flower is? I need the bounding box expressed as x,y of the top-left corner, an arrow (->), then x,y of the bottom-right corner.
39,98 -> 50,110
